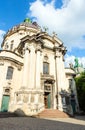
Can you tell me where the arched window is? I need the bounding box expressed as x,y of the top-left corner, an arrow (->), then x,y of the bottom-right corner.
10,44 -> 13,50
6,66 -> 14,79
43,62 -> 49,74
10,40 -> 14,50
69,79 -> 72,89
4,43 -> 9,50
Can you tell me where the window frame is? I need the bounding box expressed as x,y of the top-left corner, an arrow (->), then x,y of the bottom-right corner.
10,40 -> 14,50
6,66 -> 14,80
43,62 -> 49,74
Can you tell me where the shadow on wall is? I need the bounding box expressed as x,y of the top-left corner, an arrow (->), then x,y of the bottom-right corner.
0,109 -> 25,118
14,109 -> 27,117
14,109 -> 37,118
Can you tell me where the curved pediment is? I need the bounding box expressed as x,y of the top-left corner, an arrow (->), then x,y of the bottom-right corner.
17,31 -> 64,51
41,32 -> 63,48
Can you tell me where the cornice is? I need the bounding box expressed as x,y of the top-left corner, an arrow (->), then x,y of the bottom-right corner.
0,56 -> 23,66
0,50 -> 23,58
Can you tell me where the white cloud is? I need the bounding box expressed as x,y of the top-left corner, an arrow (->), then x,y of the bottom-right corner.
65,54 -> 85,68
28,0 -> 85,50
62,0 -> 70,7
65,54 -> 75,67
0,30 -> 5,48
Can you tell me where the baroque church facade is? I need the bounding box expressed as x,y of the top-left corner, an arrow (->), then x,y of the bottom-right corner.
0,18 -> 78,115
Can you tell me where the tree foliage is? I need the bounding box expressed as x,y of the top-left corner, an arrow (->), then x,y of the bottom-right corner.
75,72 -> 85,112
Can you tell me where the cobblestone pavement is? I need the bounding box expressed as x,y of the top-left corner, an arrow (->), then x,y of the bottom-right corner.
0,117 -> 85,130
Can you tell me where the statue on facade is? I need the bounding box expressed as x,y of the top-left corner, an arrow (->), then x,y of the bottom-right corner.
43,26 -> 48,32
74,57 -> 79,68
74,57 -> 79,73
74,57 -> 84,74
24,18 -> 32,23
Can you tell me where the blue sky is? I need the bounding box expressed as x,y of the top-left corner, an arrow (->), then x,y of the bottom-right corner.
0,0 -> 85,67
0,0 -> 63,31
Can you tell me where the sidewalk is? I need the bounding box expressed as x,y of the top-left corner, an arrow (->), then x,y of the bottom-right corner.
43,116 -> 85,126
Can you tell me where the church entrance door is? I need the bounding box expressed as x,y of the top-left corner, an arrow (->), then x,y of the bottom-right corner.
44,92 -> 51,108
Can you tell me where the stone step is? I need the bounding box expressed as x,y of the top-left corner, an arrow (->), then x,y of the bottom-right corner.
37,109 -> 69,118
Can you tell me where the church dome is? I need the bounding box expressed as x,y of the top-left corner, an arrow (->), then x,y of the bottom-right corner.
3,18 -> 41,39
1,18 -> 41,48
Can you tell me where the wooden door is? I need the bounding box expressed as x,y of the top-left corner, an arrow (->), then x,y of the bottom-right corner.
44,92 -> 51,108
47,93 -> 51,108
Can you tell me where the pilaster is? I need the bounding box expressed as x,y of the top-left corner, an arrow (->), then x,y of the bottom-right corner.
28,44 -> 36,89
22,43 -> 30,88
35,44 -> 42,89
54,46 -> 67,111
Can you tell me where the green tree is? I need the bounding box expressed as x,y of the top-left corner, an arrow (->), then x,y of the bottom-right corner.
75,72 -> 85,112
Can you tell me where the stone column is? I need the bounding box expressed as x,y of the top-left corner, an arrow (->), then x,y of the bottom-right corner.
22,43 -> 30,88
55,48 -> 67,111
54,49 -> 60,109
35,45 -> 42,89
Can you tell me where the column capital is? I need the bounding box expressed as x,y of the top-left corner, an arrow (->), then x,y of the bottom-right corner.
35,44 -> 42,53
24,46 -> 30,52
54,46 -> 67,56
23,45 -> 30,55
25,43 -> 30,51
54,46 -> 65,59
54,50 -> 61,58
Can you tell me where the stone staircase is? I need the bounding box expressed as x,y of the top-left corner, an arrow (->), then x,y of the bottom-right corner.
36,109 -> 69,118
0,112 -> 18,118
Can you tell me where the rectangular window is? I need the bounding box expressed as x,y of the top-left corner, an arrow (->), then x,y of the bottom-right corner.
69,79 -> 72,89
43,62 -> 49,74
6,67 -> 13,79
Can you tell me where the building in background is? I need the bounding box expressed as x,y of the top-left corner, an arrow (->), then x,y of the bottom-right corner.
0,18 -> 78,115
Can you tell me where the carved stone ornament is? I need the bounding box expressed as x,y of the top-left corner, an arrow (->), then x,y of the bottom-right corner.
35,44 -> 42,52
0,61 -> 4,66
44,54 -> 48,61
23,45 -> 30,54
25,45 -> 30,51
3,87 -> 11,95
